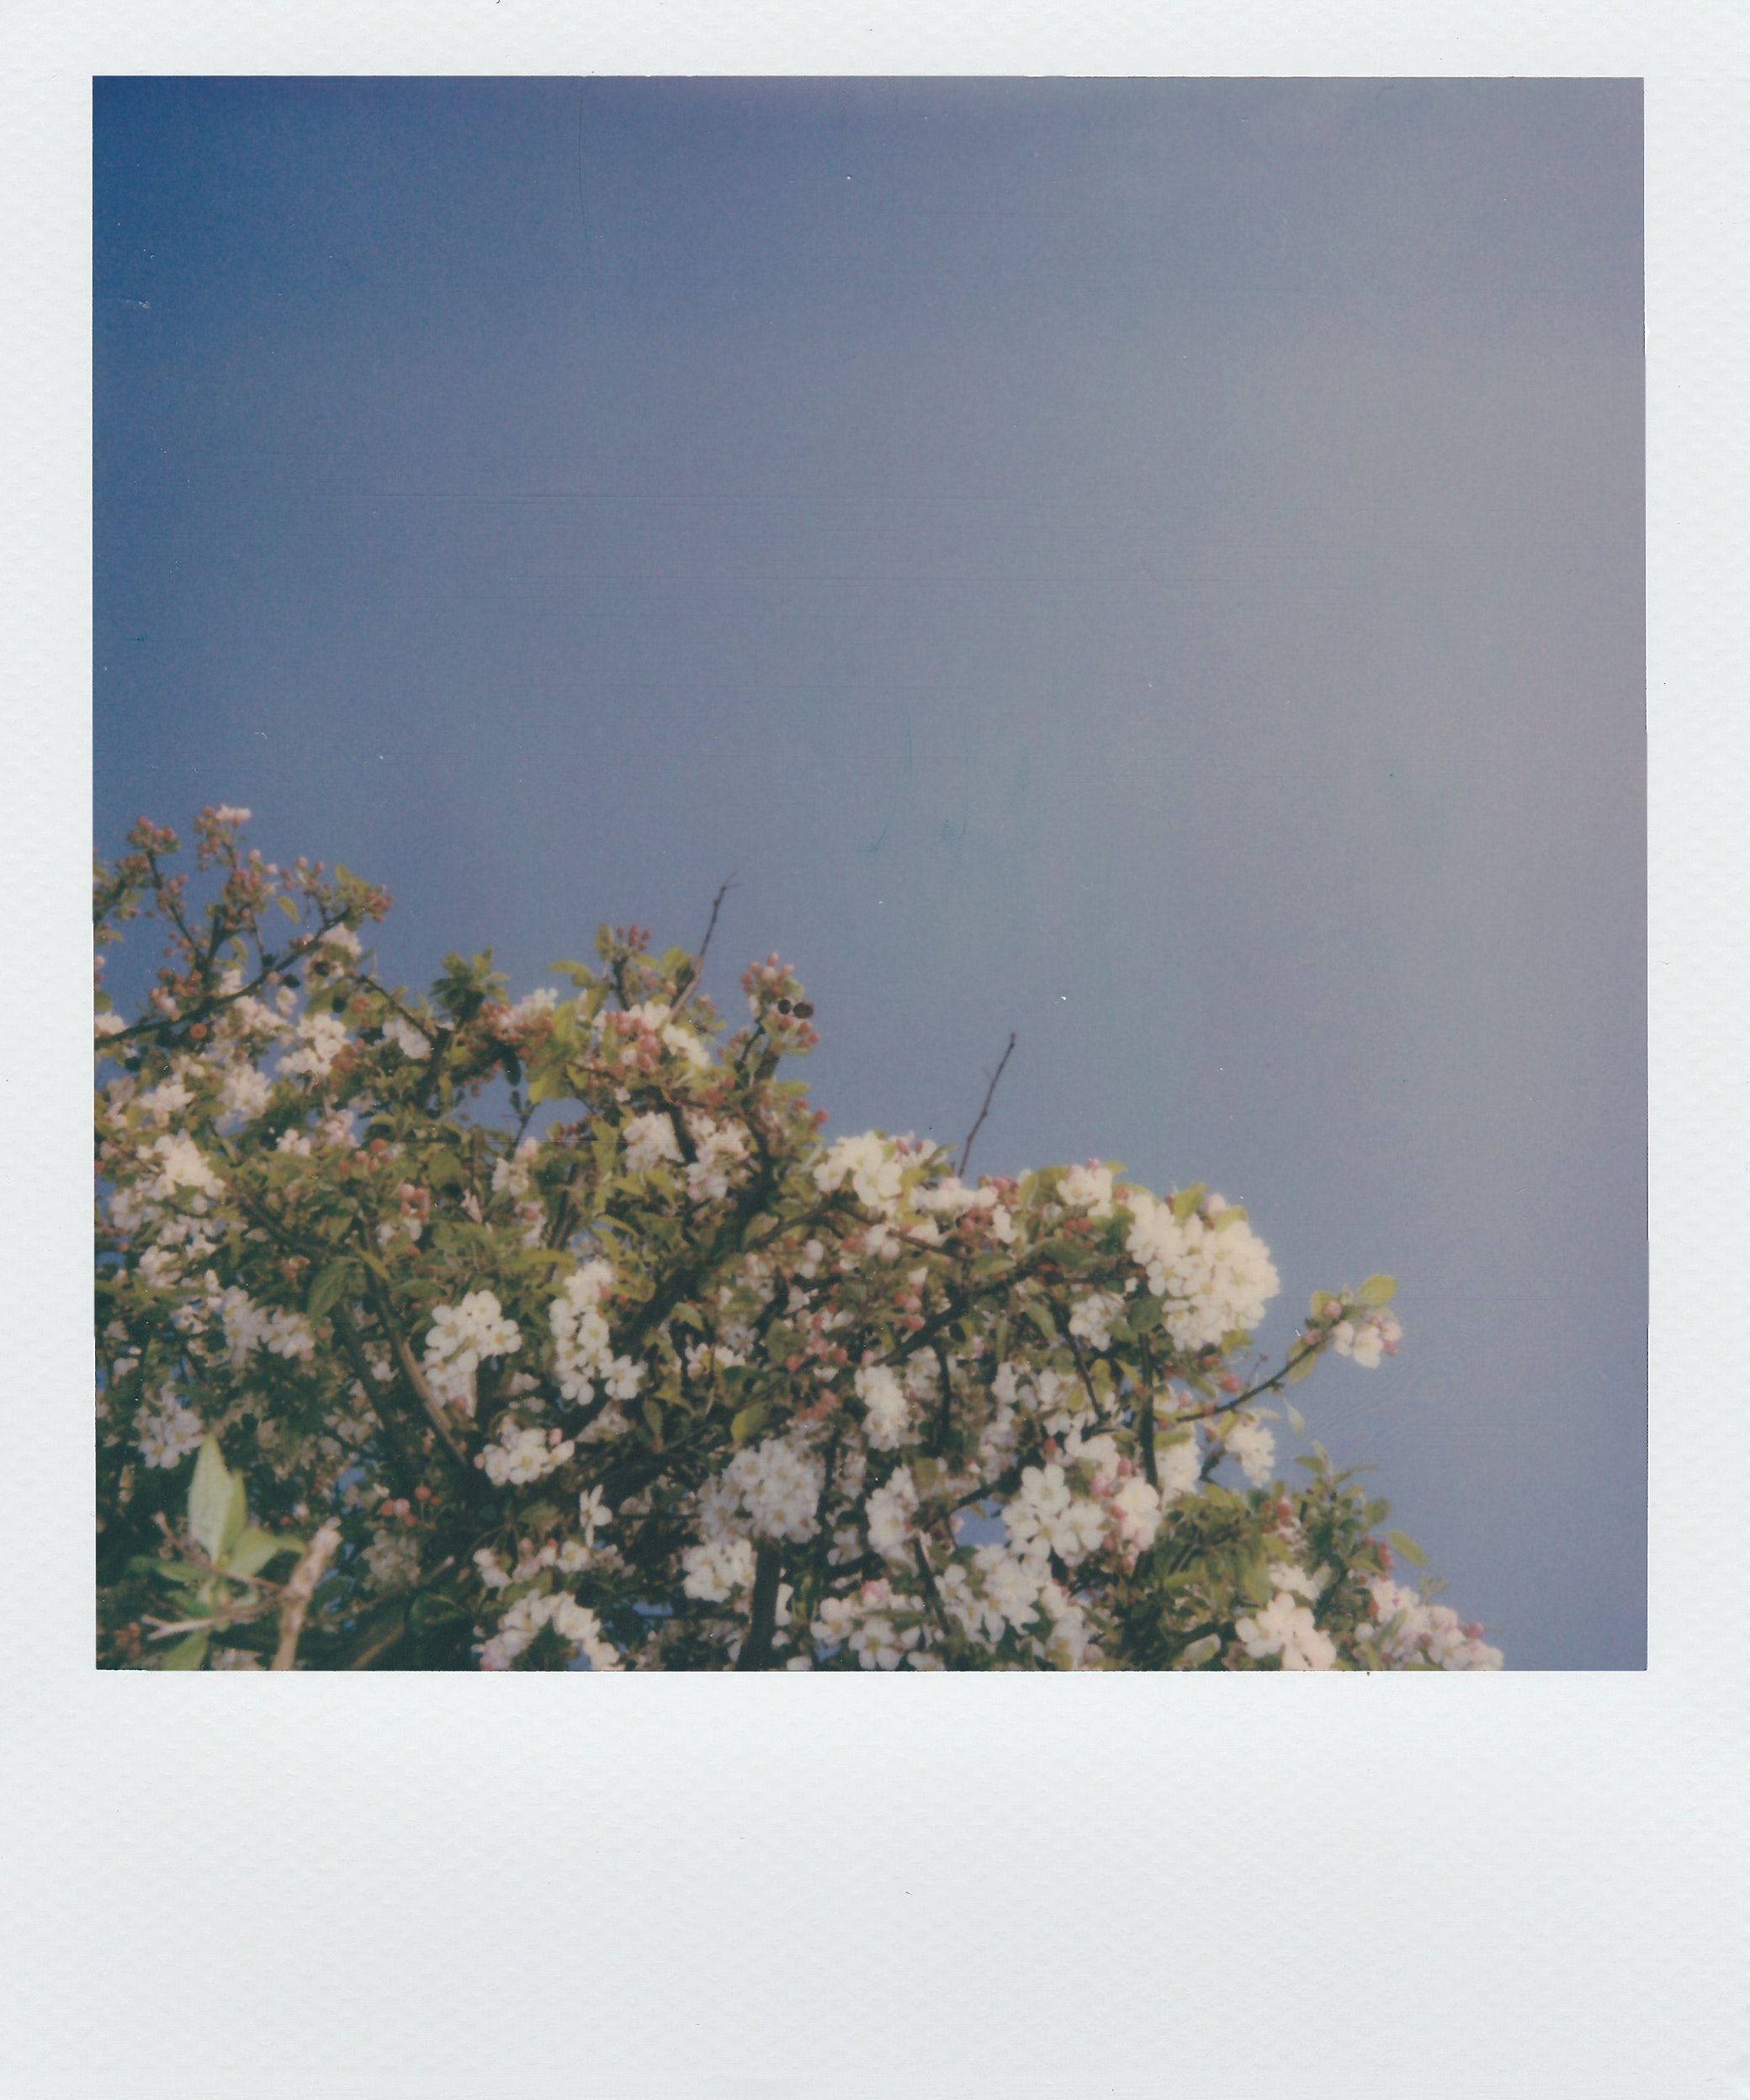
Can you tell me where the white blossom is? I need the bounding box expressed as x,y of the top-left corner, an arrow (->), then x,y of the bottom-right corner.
1123,1190 -> 1280,1352
854,1364 -> 911,1450
813,1132 -> 904,1213
1235,1590 -> 1337,1670
383,1014 -> 431,1059
1224,1417 -> 1276,1489
423,1291 -> 522,1417
278,1010 -> 351,1081
475,1420 -> 575,1488
681,1536 -> 756,1603
480,1591 -> 620,1671
137,1388 -> 203,1469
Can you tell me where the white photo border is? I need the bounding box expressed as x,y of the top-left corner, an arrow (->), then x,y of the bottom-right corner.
4,5 -> 1740,2096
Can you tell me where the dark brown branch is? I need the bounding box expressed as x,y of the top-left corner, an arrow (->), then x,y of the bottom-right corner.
874,1251 -> 1050,1372
1165,1340 -> 1322,1434
957,1031 -> 1017,1178
330,1302 -> 422,1494
912,1539 -> 953,1644
947,1466 -> 1022,1516
1137,1338 -> 1159,1490
734,1544 -> 783,1671
109,937 -> 318,1045
671,877 -> 737,1017
1050,1298 -> 1110,1425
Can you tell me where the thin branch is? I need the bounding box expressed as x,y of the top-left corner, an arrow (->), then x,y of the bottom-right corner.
671,877 -> 737,1017
272,1521 -> 342,1670
912,1538 -> 953,1645
1228,1339 -> 1321,1411
359,1266 -> 475,1480
109,906 -> 347,1044
947,1465 -> 1022,1516
875,1250 -> 1051,1371
957,1031 -> 1017,1178
346,1620 -> 409,1671
1050,1297 -> 1110,1425
1137,1338 -> 1159,1491
330,1302 -> 422,1493
1164,1340 -> 1323,1432
145,1601 -> 275,1640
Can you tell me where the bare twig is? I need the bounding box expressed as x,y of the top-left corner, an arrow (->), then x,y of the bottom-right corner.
671,877 -> 737,1017
272,1521 -> 342,1670
957,1031 -> 1017,1178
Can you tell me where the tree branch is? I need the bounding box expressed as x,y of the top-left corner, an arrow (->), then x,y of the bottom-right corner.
272,1520 -> 342,1669
734,1544 -> 783,1670
330,1302 -> 422,1494
912,1538 -> 953,1645
671,877 -> 737,1018
359,1267 -> 476,1482
1163,1339 -> 1322,1432
1137,1338 -> 1159,1491
957,1031 -> 1017,1178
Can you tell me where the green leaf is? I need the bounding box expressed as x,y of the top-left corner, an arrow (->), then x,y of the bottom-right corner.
135,1556 -> 207,1586
225,1529 -> 302,1580
1238,1557 -> 1272,1607
160,1633 -> 209,1671
1177,1633 -> 1222,1669
188,1438 -> 234,1562
1171,1184 -> 1206,1222
1387,1529 -> 1429,1568
730,1403 -> 771,1446
1358,1274 -> 1397,1307
1026,1301 -> 1060,1347
220,1474 -> 249,1561
641,1398 -> 665,1445
1285,1403 -> 1306,1437
1127,1294 -> 1164,1335
1285,1349 -> 1318,1385
306,1259 -> 357,1323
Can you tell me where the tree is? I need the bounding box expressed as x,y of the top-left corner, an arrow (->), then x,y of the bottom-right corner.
94,808 -> 1502,1673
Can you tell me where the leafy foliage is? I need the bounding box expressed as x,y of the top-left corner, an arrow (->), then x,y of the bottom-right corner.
95,810 -> 1499,1672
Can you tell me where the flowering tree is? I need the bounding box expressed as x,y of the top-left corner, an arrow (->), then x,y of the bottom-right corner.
94,809 -> 1502,1672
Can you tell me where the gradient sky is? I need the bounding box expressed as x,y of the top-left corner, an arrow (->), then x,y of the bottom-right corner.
93,77 -> 1645,1668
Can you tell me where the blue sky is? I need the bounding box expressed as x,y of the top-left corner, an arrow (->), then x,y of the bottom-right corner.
94,77 -> 1644,1666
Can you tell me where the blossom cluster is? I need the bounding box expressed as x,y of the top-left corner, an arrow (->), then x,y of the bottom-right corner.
423,1291 -> 522,1416
94,809 -> 1500,1673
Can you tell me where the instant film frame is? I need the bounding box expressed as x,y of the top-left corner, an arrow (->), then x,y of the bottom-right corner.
3,3 -> 1742,2095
